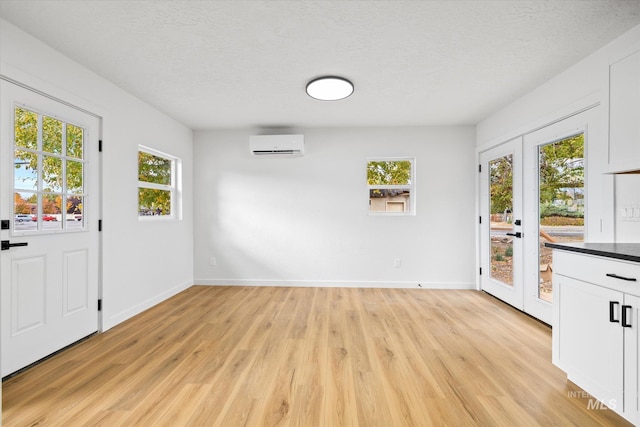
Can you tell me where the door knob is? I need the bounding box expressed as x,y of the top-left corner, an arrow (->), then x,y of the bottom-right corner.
1,240 -> 28,251
505,232 -> 522,238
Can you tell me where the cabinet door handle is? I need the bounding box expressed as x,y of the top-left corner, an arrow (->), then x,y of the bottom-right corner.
610,301 -> 620,323
622,305 -> 633,328
606,273 -> 637,282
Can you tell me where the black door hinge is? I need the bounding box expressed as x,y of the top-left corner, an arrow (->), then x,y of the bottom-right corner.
479,216 -> 482,224
98,219 -> 102,232
479,267 -> 482,275
98,299 -> 103,311
478,164 -> 482,173
99,140 -> 103,152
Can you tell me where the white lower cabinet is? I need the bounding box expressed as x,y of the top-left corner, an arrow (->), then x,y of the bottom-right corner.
553,250 -> 640,425
625,294 -> 640,424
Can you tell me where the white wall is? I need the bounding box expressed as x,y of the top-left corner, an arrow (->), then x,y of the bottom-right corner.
616,174 -> 640,242
477,24 -> 640,243
0,19 -> 194,330
477,25 -> 640,149
194,126 -> 476,289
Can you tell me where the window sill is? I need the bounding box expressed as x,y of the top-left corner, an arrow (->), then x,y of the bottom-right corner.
368,212 -> 416,217
138,215 -> 178,221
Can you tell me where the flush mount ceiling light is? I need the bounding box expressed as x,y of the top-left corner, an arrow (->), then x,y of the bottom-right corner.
306,76 -> 354,101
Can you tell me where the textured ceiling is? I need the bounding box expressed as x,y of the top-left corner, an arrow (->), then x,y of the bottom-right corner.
1,1 -> 640,130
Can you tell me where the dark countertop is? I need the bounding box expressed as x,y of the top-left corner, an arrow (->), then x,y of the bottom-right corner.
544,242 -> 640,263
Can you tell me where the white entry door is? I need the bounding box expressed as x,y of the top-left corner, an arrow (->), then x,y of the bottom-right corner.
522,108 -> 597,324
1,81 -> 100,377
479,137 -> 524,311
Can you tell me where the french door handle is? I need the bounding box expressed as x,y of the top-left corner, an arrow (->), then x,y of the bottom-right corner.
505,232 -> 522,238
606,273 -> 637,282
622,305 -> 633,328
610,301 -> 620,323
1,240 -> 28,251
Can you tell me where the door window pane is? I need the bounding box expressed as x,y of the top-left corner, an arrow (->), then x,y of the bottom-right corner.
42,155 -> 63,193
66,123 -> 83,159
14,107 -> 38,150
489,154 -> 514,287
538,134 -> 584,303
66,196 -> 83,228
14,150 -> 38,190
42,194 -> 63,230
67,160 -> 83,194
12,106 -> 86,233
14,192 -> 37,230
43,116 -> 63,154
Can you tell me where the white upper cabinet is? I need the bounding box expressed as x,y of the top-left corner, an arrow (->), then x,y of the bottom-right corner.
608,48 -> 640,173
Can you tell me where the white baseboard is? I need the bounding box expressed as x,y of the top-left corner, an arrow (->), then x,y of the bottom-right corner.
102,279 -> 193,331
194,278 -> 475,290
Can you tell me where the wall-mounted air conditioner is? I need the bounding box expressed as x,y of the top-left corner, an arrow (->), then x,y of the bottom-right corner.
250,134 -> 304,157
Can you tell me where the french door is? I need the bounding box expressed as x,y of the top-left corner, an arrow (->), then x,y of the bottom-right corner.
480,138 -> 524,311
521,109 -> 593,323
480,109 -> 594,324
0,81 -> 100,376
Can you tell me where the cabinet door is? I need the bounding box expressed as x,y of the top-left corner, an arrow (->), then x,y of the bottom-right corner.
624,294 -> 640,424
609,49 -> 640,173
555,275 -> 623,407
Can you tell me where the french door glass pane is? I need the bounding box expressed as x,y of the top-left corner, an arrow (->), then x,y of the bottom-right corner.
538,134 -> 584,302
489,154 -> 514,287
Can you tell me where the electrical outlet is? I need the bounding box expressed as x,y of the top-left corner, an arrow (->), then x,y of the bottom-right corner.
210,257 -> 217,266
621,204 -> 640,222
394,258 -> 401,268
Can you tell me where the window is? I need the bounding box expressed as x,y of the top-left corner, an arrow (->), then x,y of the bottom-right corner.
367,158 -> 415,214
13,106 -> 86,232
138,146 -> 179,218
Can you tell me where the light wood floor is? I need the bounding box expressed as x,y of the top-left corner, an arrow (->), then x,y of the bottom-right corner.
3,286 -> 631,426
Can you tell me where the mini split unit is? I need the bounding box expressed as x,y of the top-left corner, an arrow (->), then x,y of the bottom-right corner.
250,134 -> 304,157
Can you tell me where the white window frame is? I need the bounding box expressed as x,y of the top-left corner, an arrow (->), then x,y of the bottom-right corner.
138,145 -> 181,220
367,157 -> 416,216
